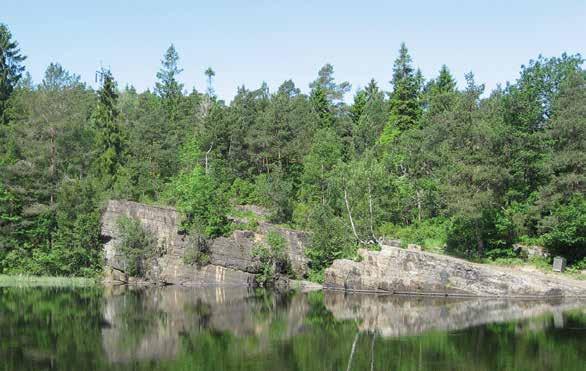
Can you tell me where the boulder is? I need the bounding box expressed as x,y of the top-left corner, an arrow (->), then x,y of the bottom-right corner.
324,245 -> 586,297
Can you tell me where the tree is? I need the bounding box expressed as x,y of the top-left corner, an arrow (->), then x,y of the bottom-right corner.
536,71 -> 586,261
350,90 -> 368,125
155,44 -> 184,120
424,65 -> 458,116
382,43 -> 422,137
92,68 -> 124,185
308,63 -> 350,103
310,85 -> 333,129
0,23 -> 26,123
204,67 -> 215,96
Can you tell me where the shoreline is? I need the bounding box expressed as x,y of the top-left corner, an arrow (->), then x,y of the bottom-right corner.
0,274 -> 98,288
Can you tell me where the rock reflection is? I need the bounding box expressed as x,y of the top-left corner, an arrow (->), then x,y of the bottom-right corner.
324,291 -> 586,337
101,286 -> 308,363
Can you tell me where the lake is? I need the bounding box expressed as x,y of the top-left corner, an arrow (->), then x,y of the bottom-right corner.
1,286 -> 585,370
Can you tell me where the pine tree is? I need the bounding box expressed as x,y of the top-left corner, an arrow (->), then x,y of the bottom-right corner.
386,43 -> 422,132
309,63 -> 351,103
92,69 -> 124,183
0,24 -> 26,123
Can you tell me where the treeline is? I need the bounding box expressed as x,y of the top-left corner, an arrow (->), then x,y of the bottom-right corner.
0,23 -> 584,278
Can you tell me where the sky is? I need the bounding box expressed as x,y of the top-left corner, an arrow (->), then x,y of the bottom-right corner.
3,0 -> 585,103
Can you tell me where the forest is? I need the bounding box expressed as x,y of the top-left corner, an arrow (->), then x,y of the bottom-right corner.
0,22 -> 584,279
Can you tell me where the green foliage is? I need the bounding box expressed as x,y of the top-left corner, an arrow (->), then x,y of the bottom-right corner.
385,43 -> 422,133
540,195 -> 586,263
92,68 -> 124,185
182,233 -> 211,267
305,205 -> 355,272
116,216 -> 156,277
379,218 -> 449,252
252,230 -> 290,286
228,178 -> 261,205
0,29 -> 584,277
163,138 -> 230,237
0,23 -> 26,123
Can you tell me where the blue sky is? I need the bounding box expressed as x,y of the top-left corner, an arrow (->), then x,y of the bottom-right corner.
3,0 -> 585,102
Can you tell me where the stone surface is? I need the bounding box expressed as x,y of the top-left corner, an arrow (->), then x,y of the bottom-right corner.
324,245 -> 586,297
553,256 -> 567,272
513,244 -> 549,259
100,200 -> 310,286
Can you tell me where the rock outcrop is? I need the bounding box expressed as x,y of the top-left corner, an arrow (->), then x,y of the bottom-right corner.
101,200 -> 311,287
324,244 -> 586,297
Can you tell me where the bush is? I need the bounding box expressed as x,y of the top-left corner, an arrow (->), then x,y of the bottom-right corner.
116,216 -> 156,277
539,195 -> 586,263
228,178 -> 260,205
252,230 -> 291,286
163,165 -> 231,238
182,233 -> 211,267
379,218 -> 449,252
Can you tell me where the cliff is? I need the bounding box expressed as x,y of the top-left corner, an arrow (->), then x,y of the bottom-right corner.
101,200 -> 311,287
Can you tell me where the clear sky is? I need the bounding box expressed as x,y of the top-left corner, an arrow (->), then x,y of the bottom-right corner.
3,0 -> 585,102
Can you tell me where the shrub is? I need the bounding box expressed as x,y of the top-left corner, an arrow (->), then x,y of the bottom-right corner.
539,195 -> 586,264
182,234 -> 211,267
252,230 -> 291,286
116,216 -> 156,277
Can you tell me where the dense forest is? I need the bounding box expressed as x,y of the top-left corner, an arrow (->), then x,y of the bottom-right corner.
0,23 -> 584,279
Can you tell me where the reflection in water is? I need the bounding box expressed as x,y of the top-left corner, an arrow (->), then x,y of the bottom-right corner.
0,286 -> 585,370
323,292 -> 586,337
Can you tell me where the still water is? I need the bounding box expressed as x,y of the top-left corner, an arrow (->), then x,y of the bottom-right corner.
1,286 -> 585,371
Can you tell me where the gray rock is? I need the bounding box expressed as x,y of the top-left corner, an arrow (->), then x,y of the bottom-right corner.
100,200 -> 311,286
513,244 -> 549,259
553,256 -> 567,272
324,245 -> 586,297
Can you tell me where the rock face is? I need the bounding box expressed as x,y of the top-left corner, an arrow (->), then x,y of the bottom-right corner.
101,200 -> 310,287
324,245 -> 586,297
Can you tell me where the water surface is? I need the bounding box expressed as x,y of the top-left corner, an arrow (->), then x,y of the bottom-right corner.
1,286 -> 585,370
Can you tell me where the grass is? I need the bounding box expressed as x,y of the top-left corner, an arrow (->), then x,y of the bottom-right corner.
0,274 -> 98,288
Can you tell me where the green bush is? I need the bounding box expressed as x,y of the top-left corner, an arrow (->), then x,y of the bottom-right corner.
182,233 -> 211,267
163,165 -> 231,238
252,230 -> 291,286
228,178 -> 261,205
379,218 -> 449,252
116,216 -> 156,277
539,195 -> 586,263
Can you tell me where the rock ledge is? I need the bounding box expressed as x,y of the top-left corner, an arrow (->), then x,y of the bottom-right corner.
324,245 -> 586,297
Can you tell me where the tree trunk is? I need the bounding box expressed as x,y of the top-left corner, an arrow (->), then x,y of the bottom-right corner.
345,188 -> 364,244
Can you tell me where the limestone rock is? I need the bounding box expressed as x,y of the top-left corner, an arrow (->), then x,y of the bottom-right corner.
324,245 -> 586,297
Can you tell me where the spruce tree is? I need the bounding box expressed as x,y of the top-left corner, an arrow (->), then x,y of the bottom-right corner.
386,43 -> 421,132
92,69 -> 124,183
310,85 -> 333,129
0,24 -> 26,123
155,44 -> 184,120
